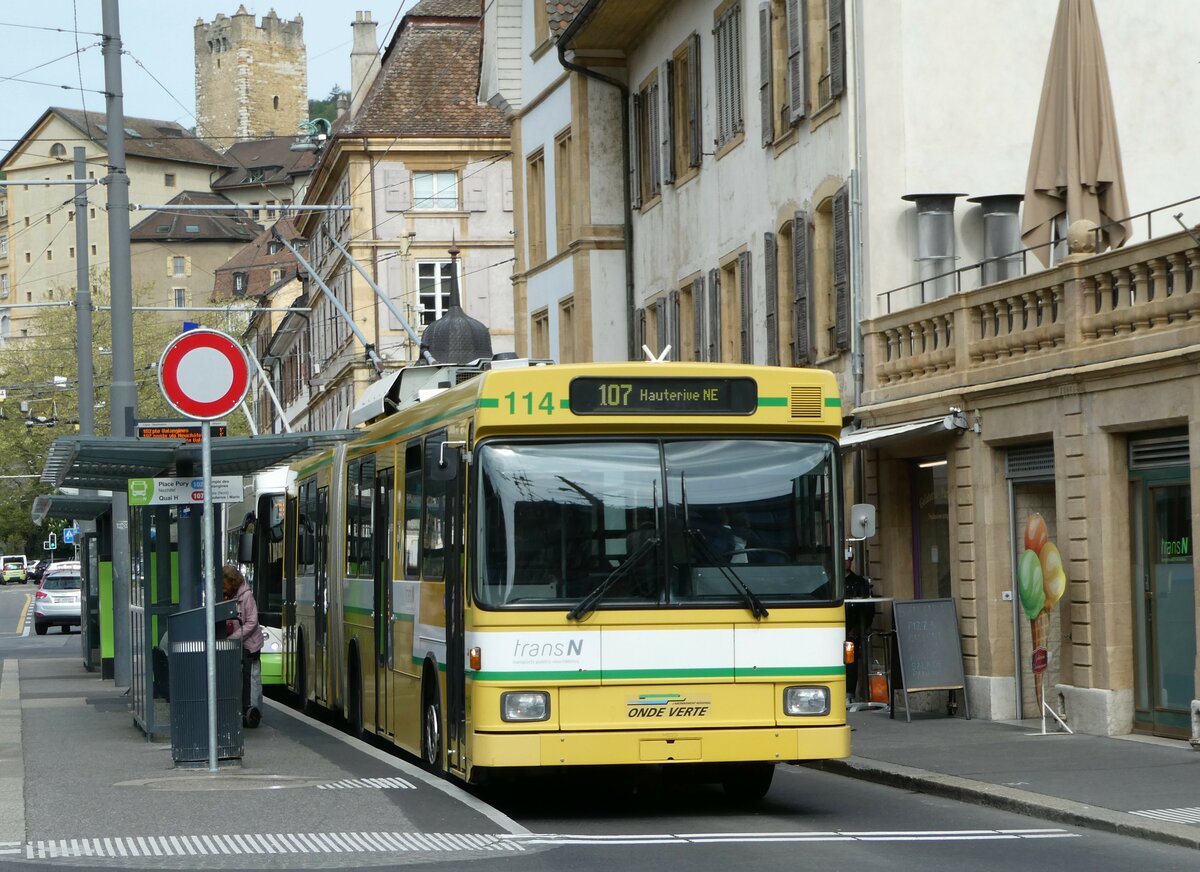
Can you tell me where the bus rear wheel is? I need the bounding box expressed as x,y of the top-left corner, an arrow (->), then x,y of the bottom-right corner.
422,683 -> 443,775
721,762 -> 775,802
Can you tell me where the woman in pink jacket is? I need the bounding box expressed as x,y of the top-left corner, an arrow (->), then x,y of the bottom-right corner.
222,564 -> 264,727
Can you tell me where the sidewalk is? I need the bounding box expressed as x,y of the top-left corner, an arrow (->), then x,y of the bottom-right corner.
1,656 -> 529,866
815,706 -> 1200,850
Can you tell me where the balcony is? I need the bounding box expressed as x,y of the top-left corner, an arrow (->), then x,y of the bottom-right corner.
862,227 -> 1200,407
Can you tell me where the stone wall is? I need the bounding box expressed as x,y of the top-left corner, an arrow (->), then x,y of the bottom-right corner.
194,9 -> 307,143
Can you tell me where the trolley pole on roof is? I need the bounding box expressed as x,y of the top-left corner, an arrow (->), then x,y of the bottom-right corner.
103,0 -> 137,689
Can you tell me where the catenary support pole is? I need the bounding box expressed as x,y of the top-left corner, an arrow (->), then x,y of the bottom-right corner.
102,0 -> 136,689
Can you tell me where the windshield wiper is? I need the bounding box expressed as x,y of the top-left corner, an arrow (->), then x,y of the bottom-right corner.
567,535 -> 660,622
685,528 -> 769,619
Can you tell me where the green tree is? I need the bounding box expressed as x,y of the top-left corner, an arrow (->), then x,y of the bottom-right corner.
307,84 -> 348,125
0,270 -> 254,553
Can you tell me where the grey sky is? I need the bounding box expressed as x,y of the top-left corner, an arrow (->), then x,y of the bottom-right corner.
1,1 -> 409,146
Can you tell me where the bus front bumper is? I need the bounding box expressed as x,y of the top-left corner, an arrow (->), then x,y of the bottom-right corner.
469,724 -> 849,769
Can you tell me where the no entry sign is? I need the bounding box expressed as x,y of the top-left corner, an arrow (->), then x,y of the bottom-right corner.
157,329 -> 250,420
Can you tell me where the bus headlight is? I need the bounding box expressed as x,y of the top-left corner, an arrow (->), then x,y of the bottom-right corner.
501,691 -> 550,722
783,686 -> 830,716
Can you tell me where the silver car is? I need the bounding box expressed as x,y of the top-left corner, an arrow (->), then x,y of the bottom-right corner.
34,564 -> 81,635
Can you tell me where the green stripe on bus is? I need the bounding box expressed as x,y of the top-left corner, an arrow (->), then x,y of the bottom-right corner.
825,397 -> 842,407
560,398 -> 570,409
344,605 -> 372,616
478,398 -> 499,408
758,397 -> 787,406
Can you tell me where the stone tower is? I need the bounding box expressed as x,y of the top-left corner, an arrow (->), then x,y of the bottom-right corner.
194,7 -> 307,143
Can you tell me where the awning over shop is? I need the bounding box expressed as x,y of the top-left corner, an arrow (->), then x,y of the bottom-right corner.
40,432 -> 356,492
840,411 -> 968,450
31,492 -> 114,525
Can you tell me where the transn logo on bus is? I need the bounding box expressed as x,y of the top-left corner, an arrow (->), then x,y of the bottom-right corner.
626,693 -> 710,718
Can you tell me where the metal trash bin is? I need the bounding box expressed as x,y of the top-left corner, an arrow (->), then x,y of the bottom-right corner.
167,602 -> 243,765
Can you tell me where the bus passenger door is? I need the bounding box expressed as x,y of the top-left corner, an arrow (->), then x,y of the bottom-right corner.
283,495 -> 297,687
374,467 -> 395,738
440,442 -> 467,775
314,485 -> 329,705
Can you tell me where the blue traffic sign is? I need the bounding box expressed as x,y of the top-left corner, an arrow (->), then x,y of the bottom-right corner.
62,528 -> 79,545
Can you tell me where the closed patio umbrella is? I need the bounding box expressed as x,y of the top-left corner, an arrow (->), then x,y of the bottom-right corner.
1021,0 -> 1130,265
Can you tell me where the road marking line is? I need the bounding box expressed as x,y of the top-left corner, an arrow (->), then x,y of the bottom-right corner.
1131,806 -> 1200,824
16,594 -> 31,636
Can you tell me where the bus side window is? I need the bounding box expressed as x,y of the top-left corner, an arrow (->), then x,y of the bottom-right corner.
422,431 -> 448,579
403,441 -> 422,579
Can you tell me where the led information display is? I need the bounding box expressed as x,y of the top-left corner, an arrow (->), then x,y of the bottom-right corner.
137,421 -> 228,443
569,377 -> 757,415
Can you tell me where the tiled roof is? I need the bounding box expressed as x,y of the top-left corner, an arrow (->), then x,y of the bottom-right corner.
341,6 -> 509,139
129,191 -> 260,242
547,1 -> 586,39
212,219 -> 306,300
48,107 -> 230,167
407,0 -> 481,17
211,137 -> 318,190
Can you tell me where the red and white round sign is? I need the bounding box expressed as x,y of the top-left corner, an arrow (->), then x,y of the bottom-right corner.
158,328 -> 250,420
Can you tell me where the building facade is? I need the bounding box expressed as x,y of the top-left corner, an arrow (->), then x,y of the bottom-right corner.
292,0 -> 514,432
194,7 -> 308,144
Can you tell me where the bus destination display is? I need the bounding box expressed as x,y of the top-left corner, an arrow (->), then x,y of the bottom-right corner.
569,377 -> 757,415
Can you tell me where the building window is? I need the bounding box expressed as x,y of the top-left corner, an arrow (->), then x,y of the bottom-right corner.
185,224 -> 200,233
811,184 -> 850,357
273,95 -> 280,110
267,241 -> 281,255
760,0 -> 807,144
559,296 -> 576,363
713,0 -> 745,151
90,244 -> 97,255
173,288 -> 187,308
0,235 -> 6,258
250,203 -> 261,221
50,143 -> 66,158
718,250 -> 753,363
1,274 -> 9,299
412,171 -> 458,210
46,250 -> 52,261
632,71 -> 662,207
234,272 -> 248,295
270,268 -> 282,284
172,256 -> 186,276
672,34 -> 703,174
266,200 -> 277,219
530,307 -> 549,359
525,149 -> 546,265
164,173 -> 176,187
554,127 -> 574,252
89,207 -> 96,219
24,252 -> 31,264
69,246 -> 74,258
807,0 -> 846,111
416,260 -> 455,326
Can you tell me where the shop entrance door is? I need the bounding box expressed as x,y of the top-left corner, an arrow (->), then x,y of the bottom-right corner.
1131,472 -> 1194,739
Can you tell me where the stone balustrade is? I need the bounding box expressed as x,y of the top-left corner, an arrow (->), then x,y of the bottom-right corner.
862,230 -> 1200,406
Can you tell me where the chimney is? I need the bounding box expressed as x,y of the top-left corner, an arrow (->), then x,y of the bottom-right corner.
350,11 -> 380,118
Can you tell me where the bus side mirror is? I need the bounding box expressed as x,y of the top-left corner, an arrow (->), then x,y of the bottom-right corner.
849,504 -> 876,541
430,441 -> 464,481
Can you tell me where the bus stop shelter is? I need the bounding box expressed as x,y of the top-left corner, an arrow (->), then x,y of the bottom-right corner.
39,432 -> 352,739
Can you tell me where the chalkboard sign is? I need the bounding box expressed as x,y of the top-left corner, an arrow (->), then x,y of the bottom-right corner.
892,598 -> 970,721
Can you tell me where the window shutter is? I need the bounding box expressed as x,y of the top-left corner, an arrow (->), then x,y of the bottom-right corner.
668,288 -> 681,360
792,210 -> 812,365
833,184 -> 851,350
716,17 -> 730,146
786,0 -> 806,122
385,168 -> 411,212
655,301 -> 668,355
829,0 -> 845,99
763,232 -> 779,365
629,92 -> 643,210
634,307 -> 646,356
647,77 -> 661,196
707,267 -> 722,362
687,33 -> 702,167
692,275 -> 706,360
501,163 -> 513,211
662,60 -> 676,184
732,5 -> 744,133
738,250 -> 753,363
759,3 -> 773,147
465,175 -> 486,211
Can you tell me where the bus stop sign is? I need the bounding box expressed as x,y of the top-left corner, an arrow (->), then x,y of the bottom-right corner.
158,329 -> 250,421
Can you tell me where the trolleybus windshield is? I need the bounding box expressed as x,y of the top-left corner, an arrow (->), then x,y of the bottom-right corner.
475,438 -> 839,609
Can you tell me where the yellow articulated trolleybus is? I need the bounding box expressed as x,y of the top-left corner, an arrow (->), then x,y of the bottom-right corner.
284,359 -> 857,799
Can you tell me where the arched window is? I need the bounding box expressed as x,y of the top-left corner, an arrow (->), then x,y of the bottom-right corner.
273,96 -> 280,110
49,143 -> 67,159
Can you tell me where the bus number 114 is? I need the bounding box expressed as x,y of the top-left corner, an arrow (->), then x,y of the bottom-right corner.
504,391 -> 556,415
